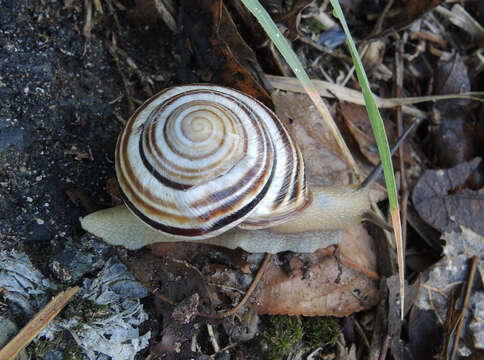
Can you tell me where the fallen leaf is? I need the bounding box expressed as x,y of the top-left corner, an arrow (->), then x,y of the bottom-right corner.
273,91 -> 386,201
177,0 -> 271,106
339,102 -> 411,166
412,227 -> 484,356
210,0 -> 272,105
435,54 -> 471,107
428,54 -> 475,167
273,91 -> 346,179
427,110 -> 476,168
258,224 -> 380,316
412,157 -> 484,235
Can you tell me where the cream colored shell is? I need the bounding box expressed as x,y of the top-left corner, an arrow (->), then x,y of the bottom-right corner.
116,84 -> 310,239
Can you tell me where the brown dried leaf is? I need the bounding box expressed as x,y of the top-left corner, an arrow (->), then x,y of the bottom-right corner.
274,91 -> 386,201
412,158 -> 484,235
274,92 -> 356,185
339,102 -> 412,166
258,224 -> 380,316
414,227 -> 484,355
176,0 -> 271,105
434,54 -> 471,113
427,113 -> 476,168
209,0 -> 272,105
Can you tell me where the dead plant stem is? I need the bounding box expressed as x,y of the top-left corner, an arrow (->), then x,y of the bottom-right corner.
449,256 -> 478,360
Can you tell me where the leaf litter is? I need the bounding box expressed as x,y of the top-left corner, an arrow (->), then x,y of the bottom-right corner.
2,0 -> 484,358
0,251 -> 150,360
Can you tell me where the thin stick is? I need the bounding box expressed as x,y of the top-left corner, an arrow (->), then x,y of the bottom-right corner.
370,0 -> 394,37
148,253 -> 272,320
206,323 -> 220,353
0,287 -> 79,360
267,75 -> 484,117
321,246 -> 380,280
199,253 -> 272,319
358,119 -> 419,190
449,256 -> 478,360
378,335 -> 391,360
395,34 -> 409,247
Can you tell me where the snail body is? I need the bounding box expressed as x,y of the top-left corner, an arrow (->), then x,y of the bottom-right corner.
82,85 -> 371,253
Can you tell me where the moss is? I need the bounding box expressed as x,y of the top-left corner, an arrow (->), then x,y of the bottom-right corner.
78,300 -> 110,321
263,316 -> 340,359
309,19 -> 326,32
263,316 -> 303,359
27,339 -> 57,357
302,317 -> 340,349
26,335 -> 85,359
64,344 -> 85,360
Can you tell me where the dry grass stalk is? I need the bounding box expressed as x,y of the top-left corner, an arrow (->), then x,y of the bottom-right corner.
0,287 -> 79,360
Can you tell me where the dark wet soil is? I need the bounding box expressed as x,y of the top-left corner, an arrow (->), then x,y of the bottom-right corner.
0,0 -> 176,252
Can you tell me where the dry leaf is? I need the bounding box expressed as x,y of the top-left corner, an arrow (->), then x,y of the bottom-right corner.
339,102 -> 411,166
258,224 -> 380,316
414,227 -> 484,355
274,91 -> 386,200
413,157 -> 484,235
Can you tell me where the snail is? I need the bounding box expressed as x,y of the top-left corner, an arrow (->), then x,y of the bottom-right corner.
81,84 -> 401,253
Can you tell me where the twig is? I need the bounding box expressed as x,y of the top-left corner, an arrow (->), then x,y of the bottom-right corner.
354,318 -> 371,350
0,287 -> 79,360
322,246 -> 379,280
207,323 -> 220,353
106,38 -> 136,114
378,335 -> 391,360
146,253 -> 272,320
83,0 -> 93,39
395,33 -> 409,247
267,75 -> 484,118
370,0 -> 394,37
152,288 -> 176,306
199,253 -> 272,319
449,256 -> 479,360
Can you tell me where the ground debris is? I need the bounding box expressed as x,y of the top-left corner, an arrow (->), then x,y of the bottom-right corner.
413,227 -> 483,357
0,252 -> 150,360
413,158 -> 483,236
0,250 -> 56,319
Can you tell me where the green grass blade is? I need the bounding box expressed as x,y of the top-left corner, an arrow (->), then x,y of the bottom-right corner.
240,0 -> 360,175
329,0 -> 404,319
241,0 -> 405,319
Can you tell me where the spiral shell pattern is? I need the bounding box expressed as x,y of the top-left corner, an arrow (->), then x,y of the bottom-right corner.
116,84 -> 310,239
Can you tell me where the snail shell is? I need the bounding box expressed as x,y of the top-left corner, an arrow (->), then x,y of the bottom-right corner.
116,84 -> 311,240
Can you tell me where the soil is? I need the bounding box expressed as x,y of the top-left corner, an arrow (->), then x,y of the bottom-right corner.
0,0 -> 176,253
